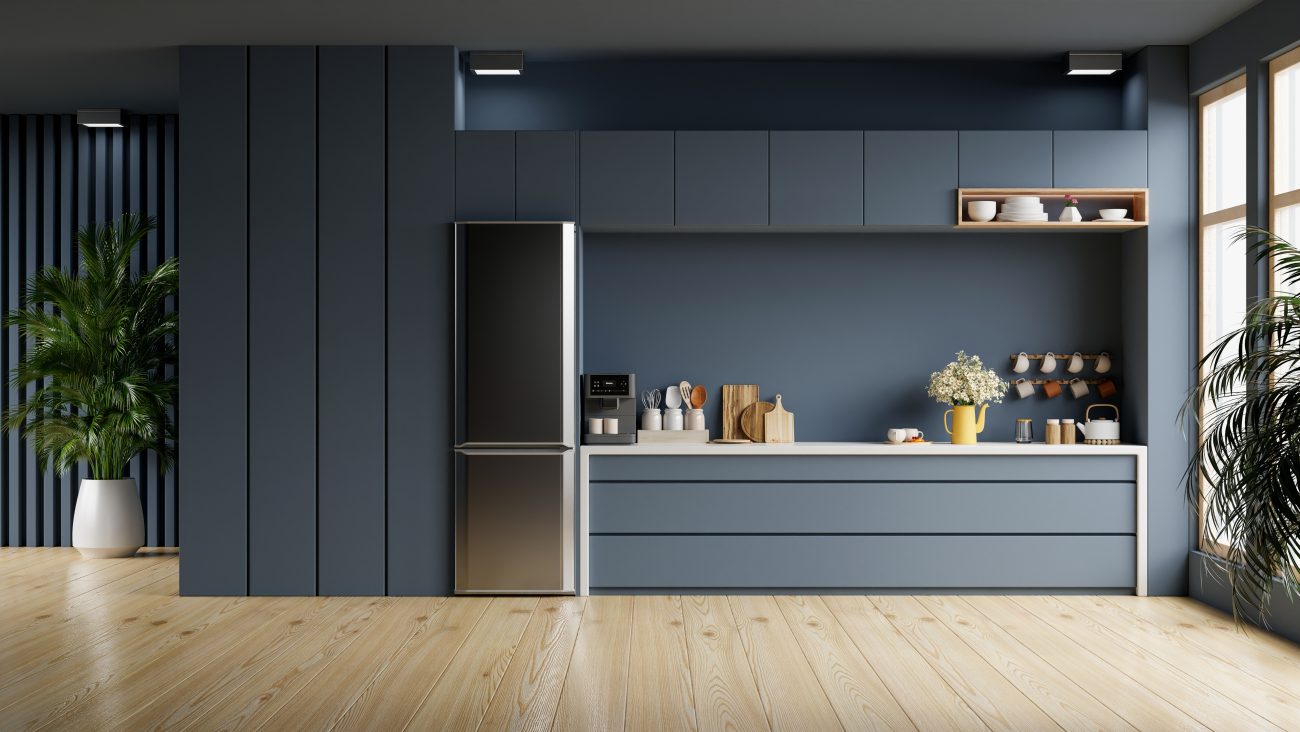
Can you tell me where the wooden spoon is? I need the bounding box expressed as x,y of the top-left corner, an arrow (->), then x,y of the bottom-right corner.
691,384 -> 707,409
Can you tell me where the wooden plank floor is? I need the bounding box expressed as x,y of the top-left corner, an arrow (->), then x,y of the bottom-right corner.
3,550 -> 1300,730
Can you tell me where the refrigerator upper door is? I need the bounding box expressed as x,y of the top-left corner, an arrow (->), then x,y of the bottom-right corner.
455,450 -> 574,594
456,222 -> 576,447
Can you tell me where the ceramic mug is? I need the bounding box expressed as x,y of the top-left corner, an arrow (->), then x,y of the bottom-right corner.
588,417 -> 604,435
1097,379 -> 1118,398
1067,352 -> 1085,373
1068,378 -> 1089,399
1095,351 -> 1112,374
1041,352 -> 1058,373
1013,378 -> 1035,399
603,418 -> 619,434
886,428 -> 907,444
905,428 -> 925,441
1011,352 -> 1030,373
1041,380 -> 1062,399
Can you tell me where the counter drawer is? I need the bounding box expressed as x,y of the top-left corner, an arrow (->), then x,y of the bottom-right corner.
590,481 -> 1136,535
589,535 -> 1136,589
588,455 -> 1136,483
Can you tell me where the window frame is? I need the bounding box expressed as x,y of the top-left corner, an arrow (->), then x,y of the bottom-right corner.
1270,45 -> 1300,296
1198,73 -> 1248,558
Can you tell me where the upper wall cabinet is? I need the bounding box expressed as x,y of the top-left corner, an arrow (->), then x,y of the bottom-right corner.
1053,131 -> 1148,188
455,131 -> 515,220
580,131 -> 675,227
516,131 -> 578,221
770,131 -> 864,226
864,131 -> 958,225
959,131 -> 1053,188
674,131 -> 769,225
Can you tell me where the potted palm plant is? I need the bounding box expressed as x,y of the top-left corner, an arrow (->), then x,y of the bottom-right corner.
3,214 -> 177,558
1184,226 -> 1300,620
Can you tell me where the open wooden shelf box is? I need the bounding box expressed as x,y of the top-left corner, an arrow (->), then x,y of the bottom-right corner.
956,188 -> 1149,231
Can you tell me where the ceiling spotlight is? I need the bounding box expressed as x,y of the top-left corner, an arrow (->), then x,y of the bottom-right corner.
468,51 -> 524,76
77,109 -> 124,128
1067,52 -> 1123,76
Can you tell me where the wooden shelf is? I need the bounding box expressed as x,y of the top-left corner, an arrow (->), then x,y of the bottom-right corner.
956,188 -> 1149,231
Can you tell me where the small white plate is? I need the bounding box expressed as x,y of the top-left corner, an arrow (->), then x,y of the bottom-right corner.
1092,217 -> 1134,222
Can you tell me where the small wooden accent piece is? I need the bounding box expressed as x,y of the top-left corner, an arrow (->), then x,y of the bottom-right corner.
721,385 -> 759,441
638,429 -> 710,444
764,394 -> 795,443
740,401 -> 775,442
1083,438 -> 1122,445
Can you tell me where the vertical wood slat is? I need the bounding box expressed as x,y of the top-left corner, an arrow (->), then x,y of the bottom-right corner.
0,114 -> 178,548
247,46 -> 317,596
163,116 -> 178,548
386,45 -> 458,595
176,47 -> 246,591
317,46 -> 386,595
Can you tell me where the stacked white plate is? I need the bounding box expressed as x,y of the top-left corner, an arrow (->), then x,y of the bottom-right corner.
997,196 -> 1049,222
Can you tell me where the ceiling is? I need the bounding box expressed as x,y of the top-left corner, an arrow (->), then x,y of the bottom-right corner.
0,0 -> 1260,113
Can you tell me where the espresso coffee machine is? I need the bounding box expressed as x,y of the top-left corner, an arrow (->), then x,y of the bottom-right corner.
582,373 -> 637,444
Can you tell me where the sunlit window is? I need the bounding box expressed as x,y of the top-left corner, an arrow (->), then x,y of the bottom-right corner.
1272,46 -> 1300,292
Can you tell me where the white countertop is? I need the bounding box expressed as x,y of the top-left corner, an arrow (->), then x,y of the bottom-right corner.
580,441 -> 1146,456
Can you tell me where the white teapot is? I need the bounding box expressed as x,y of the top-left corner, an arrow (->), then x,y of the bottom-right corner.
1077,404 -> 1121,444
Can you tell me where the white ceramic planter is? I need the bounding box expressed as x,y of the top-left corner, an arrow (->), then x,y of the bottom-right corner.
72,479 -> 144,559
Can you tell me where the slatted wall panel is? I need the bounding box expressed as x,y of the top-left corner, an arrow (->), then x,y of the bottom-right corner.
0,114 -> 179,548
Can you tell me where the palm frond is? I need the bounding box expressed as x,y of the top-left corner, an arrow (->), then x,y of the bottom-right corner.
2,213 -> 177,480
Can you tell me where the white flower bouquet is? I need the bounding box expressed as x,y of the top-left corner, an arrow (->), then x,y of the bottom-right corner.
927,351 -> 1009,406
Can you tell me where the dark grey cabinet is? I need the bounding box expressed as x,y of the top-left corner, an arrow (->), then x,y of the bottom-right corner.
579,131 -> 675,227
674,131 -> 768,225
769,131 -> 863,225
1053,130 -> 1148,188
455,131 -> 515,220
864,131 -> 958,224
516,131 -> 578,221
958,130 -> 1054,188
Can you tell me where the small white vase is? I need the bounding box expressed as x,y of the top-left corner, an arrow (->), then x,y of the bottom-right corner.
72,479 -> 144,559
1059,206 -> 1082,222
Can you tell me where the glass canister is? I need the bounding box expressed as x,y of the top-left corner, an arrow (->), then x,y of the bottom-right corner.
1015,418 -> 1034,444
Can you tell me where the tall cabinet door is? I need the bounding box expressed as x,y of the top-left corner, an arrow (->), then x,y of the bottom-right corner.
455,131 -> 515,220
864,131 -> 958,225
958,131 -> 1054,188
769,131 -> 863,225
674,131 -> 769,225
516,131 -> 578,221
580,131 -> 675,227
1053,131 -> 1147,188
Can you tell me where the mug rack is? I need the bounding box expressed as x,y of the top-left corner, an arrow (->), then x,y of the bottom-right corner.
1009,353 -> 1107,361
1016,378 -> 1110,385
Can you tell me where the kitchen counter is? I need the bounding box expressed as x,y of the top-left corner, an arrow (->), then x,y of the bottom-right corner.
577,441 -> 1147,596
581,441 -> 1146,456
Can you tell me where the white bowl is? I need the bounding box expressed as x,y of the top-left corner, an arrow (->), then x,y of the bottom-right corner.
1098,208 -> 1128,220
967,200 -> 997,222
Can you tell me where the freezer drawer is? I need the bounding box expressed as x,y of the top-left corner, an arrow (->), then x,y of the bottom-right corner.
455,451 -> 574,594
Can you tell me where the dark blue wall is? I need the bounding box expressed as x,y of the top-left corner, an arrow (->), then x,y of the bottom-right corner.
466,58 -> 1125,131
1,114 -> 179,549
583,232 -> 1122,443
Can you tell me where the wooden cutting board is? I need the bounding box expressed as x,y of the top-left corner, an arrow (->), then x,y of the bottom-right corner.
740,401 -> 774,442
721,384 -> 759,441
764,394 -> 795,443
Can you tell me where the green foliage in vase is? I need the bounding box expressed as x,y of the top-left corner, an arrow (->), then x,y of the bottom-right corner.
2,214 -> 177,480
1183,226 -> 1300,621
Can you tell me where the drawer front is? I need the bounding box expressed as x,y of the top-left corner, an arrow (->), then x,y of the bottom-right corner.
590,481 -> 1136,535
590,535 -> 1136,589
588,455 -> 1136,483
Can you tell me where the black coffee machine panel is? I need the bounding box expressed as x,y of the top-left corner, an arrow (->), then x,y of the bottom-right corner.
582,373 -> 637,445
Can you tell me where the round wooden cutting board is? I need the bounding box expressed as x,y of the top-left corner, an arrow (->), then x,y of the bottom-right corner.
740,401 -> 775,442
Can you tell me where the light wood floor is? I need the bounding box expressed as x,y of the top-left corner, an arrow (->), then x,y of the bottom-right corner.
3,550 -> 1300,730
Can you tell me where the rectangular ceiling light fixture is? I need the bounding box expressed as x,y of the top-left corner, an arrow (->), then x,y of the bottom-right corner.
1067,52 -> 1123,75
469,51 -> 524,76
77,109 -> 124,127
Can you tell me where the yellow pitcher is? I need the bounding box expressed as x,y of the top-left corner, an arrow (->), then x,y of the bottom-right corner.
944,404 -> 988,445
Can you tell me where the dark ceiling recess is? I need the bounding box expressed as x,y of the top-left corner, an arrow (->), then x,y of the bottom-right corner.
0,0 -> 1261,112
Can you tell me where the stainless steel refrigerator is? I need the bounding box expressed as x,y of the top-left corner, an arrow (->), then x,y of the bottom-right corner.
453,222 -> 576,595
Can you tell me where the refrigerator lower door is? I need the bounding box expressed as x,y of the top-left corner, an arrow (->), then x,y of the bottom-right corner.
455,450 -> 574,594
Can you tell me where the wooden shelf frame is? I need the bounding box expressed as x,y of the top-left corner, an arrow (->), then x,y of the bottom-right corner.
956,188 -> 1149,231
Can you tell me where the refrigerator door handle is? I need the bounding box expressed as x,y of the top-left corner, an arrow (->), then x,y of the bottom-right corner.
453,442 -> 573,451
